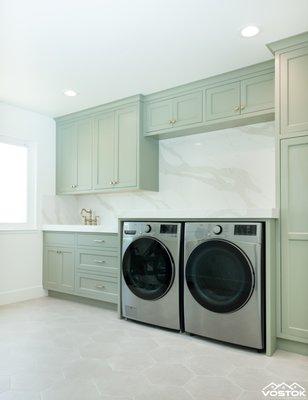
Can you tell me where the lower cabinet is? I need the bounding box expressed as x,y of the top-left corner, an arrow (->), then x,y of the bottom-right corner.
43,232 -> 119,304
44,246 -> 75,294
280,136 -> 308,342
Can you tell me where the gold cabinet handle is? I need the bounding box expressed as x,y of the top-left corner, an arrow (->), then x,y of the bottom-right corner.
234,106 -> 240,112
169,118 -> 176,125
240,104 -> 246,110
95,284 -> 106,289
71,184 -> 77,188
93,239 -> 105,243
93,259 -> 105,263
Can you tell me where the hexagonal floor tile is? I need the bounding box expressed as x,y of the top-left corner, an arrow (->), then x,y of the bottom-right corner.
41,377 -> 101,400
185,376 -> 242,400
144,363 -> 193,386
0,392 -> 41,400
11,371 -> 63,392
107,352 -> 155,372
185,354 -> 235,376
0,377 -> 10,394
134,384 -> 194,400
228,367 -> 279,391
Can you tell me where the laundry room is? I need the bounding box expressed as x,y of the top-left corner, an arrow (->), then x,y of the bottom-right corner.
1,1 -> 308,399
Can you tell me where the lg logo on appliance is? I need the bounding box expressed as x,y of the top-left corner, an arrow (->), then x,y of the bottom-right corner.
262,382 -> 306,397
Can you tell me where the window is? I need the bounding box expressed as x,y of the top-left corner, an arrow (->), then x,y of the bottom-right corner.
0,136 -> 36,229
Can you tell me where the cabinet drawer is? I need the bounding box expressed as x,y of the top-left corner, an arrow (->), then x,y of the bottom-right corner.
77,233 -> 118,249
76,249 -> 118,274
44,232 -> 75,247
75,272 -> 118,303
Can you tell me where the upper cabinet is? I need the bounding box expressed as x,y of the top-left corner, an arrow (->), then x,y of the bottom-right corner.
56,96 -> 158,195
145,90 -> 203,133
56,119 -> 92,193
144,61 -> 274,139
280,46 -> 308,137
206,72 -> 274,121
206,82 -> 240,120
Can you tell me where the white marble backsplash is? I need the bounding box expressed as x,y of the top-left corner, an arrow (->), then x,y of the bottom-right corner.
42,121 -> 276,229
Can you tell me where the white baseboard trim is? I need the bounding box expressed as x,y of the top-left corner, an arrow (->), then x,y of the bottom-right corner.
0,286 -> 47,306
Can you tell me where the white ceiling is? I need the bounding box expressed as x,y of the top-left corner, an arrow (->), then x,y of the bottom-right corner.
1,0 -> 308,117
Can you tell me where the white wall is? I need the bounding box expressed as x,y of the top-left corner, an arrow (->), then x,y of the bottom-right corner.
0,102 -> 55,305
43,121 -> 275,231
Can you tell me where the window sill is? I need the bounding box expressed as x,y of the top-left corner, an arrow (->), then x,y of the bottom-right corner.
0,225 -> 38,233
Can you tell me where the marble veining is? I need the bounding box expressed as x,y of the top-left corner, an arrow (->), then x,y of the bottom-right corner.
41,122 -> 276,231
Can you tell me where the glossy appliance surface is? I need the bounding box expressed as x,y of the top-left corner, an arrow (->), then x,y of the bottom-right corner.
121,221 -> 182,330
184,222 -> 264,349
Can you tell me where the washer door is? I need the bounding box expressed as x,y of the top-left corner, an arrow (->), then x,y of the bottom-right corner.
185,239 -> 254,313
123,237 -> 175,301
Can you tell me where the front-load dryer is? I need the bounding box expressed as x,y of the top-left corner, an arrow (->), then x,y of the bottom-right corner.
121,221 -> 182,330
184,222 -> 264,349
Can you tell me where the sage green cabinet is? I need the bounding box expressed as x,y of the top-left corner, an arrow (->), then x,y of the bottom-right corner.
206,82 -> 240,121
280,136 -> 308,342
145,98 -> 173,132
145,90 -> 203,133
56,119 -> 93,193
205,72 -> 274,121
241,73 -> 274,114
93,112 -> 116,190
280,46 -> 308,137
57,96 -> 158,194
44,246 -> 75,294
43,231 -> 119,304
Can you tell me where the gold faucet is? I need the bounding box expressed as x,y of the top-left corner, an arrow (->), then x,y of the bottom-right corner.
80,208 -> 100,225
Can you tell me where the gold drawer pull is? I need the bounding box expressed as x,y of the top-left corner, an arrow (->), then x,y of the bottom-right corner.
93,239 -> 105,243
95,284 -> 106,289
93,259 -> 105,263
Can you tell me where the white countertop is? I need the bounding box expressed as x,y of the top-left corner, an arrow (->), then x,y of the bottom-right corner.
117,208 -> 279,220
42,224 -> 119,234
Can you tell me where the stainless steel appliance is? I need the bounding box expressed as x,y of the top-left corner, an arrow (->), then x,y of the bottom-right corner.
184,222 -> 264,349
121,221 -> 182,330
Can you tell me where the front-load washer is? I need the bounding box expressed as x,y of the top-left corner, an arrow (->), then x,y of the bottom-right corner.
184,222 -> 264,349
121,221 -> 182,330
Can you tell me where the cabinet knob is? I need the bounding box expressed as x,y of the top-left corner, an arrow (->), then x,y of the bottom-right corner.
234,106 -> 240,112
71,184 -> 77,188
240,104 -> 246,110
110,181 -> 114,185
169,119 -> 176,125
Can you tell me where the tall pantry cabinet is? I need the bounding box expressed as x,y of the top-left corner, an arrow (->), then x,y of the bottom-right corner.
268,32 -> 308,353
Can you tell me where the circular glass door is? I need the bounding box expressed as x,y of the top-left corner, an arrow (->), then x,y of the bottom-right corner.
185,239 -> 254,313
123,237 -> 174,300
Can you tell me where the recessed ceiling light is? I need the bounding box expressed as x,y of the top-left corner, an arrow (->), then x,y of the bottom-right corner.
240,25 -> 260,38
194,142 -> 202,146
63,89 -> 78,97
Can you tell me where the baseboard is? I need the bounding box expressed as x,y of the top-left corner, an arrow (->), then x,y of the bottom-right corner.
277,337 -> 308,356
0,286 -> 47,306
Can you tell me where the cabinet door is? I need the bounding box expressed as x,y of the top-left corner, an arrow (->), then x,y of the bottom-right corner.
205,82 -> 240,121
281,136 -> 308,341
57,123 -> 77,193
280,46 -> 308,137
59,248 -> 75,293
115,106 -> 137,189
44,247 -> 61,290
145,99 -> 173,133
76,119 -> 93,191
172,91 -> 203,128
93,112 -> 116,190
241,72 -> 274,114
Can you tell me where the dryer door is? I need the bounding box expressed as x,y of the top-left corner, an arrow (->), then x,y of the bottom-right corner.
185,239 -> 254,313
123,237 -> 175,301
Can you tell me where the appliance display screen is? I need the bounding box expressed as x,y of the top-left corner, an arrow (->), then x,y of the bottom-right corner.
160,224 -> 177,234
234,225 -> 257,236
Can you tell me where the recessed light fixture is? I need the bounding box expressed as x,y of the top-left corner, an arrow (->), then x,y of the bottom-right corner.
63,89 -> 78,97
240,25 -> 260,38
194,142 -> 202,146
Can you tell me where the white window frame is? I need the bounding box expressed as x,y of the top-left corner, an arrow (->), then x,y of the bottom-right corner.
0,135 -> 37,230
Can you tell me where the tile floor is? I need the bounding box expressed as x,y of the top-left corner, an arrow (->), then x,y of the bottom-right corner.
0,297 -> 307,400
